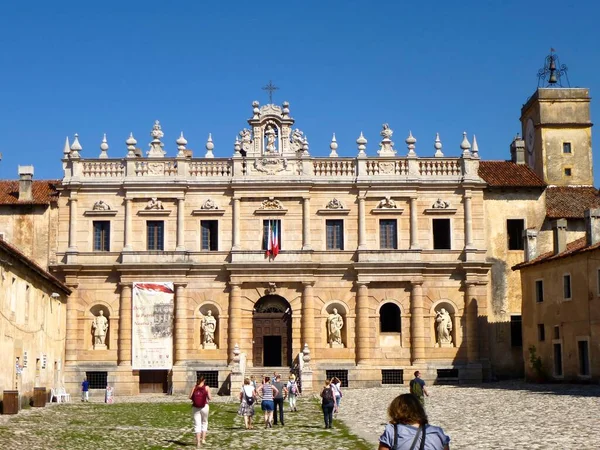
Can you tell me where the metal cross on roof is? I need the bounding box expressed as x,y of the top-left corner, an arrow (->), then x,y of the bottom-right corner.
262,80 -> 279,104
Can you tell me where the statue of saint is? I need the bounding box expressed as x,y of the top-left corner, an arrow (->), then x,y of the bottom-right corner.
435,308 -> 453,346
92,310 -> 109,347
265,125 -> 277,152
327,308 -> 344,345
201,310 -> 217,346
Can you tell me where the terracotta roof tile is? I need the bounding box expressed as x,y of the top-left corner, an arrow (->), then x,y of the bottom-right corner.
0,180 -> 60,205
513,236 -> 600,270
478,161 -> 545,188
545,186 -> 600,219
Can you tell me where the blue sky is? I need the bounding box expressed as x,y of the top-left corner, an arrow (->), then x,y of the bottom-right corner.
1,0 -> 599,180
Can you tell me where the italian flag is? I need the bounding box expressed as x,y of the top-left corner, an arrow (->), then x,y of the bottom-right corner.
266,220 -> 279,257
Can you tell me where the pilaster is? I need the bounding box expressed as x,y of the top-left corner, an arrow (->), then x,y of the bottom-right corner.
118,283 -> 132,366
410,280 -> 425,364
355,282 -> 370,363
228,282 -> 242,364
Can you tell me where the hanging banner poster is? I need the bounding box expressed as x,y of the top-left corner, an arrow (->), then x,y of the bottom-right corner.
132,282 -> 175,370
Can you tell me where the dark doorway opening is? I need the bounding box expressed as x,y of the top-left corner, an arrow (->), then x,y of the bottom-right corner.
139,369 -> 168,393
263,336 -> 282,366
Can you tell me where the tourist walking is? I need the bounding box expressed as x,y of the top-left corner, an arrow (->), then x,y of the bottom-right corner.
409,371 -> 429,407
81,376 -> 89,402
378,393 -> 450,450
320,379 -> 336,429
238,377 -> 257,430
286,374 -> 299,412
189,375 -> 212,448
272,375 -> 287,426
331,376 -> 342,413
257,376 -> 279,428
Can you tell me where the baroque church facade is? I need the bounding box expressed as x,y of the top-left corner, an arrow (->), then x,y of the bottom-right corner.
47,84 -> 596,395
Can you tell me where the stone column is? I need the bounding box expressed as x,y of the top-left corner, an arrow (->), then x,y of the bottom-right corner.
464,191 -> 474,249
64,282 -> 79,365
410,196 -> 419,249
302,197 -> 312,250
174,283 -> 188,363
301,282 -> 316,356
123,198 -> 132,251
410,281 -> 425,363
176,198 -> 185,251
465,282 -> 479,362
228,282 -> 242,363
232,197 -> 241,250
118,283 -> 132,366
355,282 -> 370,363
67,196 -> 78,252
358,196 -> 366,249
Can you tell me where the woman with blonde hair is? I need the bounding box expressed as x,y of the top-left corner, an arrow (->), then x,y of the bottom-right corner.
378,394 -> 450,450
238,377 -> 257,430
286,373 -> 300,412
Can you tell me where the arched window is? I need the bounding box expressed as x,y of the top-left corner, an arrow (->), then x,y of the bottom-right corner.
379,303 -> 401,333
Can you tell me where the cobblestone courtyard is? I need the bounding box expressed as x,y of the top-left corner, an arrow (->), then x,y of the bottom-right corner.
1,381 -> 599,449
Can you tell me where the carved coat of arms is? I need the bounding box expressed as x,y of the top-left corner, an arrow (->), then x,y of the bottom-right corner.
254,157 -> 288,175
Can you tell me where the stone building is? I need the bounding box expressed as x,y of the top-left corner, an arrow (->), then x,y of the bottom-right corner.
48,81 -> 597,394
513,210 -> 600,382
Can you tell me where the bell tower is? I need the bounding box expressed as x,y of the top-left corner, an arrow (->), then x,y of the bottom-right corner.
520,51 -> 593,186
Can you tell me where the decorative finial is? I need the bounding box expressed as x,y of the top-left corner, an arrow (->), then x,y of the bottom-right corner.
234,137 -> 241,156
302,135 -> 310,155
460,131 -> 471,157
99,133 -> 109,159
205,133 -> 215,159
176,132 -> 188,157
356,132 -> 367,157
434,133 -> 444,157
329,133 -> 339,157
405,131 -> 417,157
70,133 -> 82,159
252,100 -> 260,119
126,132 -> 137,158
537,48 -> 570,87
63,136 -> 71,155
282,101 -> 290,117
472,134 -> 479,158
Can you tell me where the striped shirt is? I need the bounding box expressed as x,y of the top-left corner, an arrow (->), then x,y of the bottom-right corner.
261,384 -> 274,401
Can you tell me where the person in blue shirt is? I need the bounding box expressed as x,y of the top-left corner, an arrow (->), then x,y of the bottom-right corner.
81,377 -> 90,402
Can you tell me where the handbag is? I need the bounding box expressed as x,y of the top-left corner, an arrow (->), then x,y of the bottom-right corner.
393,424 -> 426,450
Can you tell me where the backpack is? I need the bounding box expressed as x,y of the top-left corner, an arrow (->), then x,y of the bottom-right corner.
192,385 -> 208,408
244,389 -> 255,405
410,379 -> 424,398
289,382 -> 298,396
322,386 -> 334,403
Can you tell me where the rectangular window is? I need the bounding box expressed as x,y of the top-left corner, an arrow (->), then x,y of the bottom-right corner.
432,218 -> 451,250
564,167 -> 572,177
200,220 -> 218,251
86,371 -> 108,389
11,278 -> 16,313
510,315 -> 522,347
563,142 -> 572,154
93,221 -> 110,252
326,220 -> 344,250
563,274 -> 572,300
535,280 -> 544,303
507,219 -> 525,250
578,340 -> 590,376
553,326 -> 560,340
147,221 -> 164,251
553,343 -> 563,377
597,269 -> 600,296
537,324 -> 545,342
24,285 -> 30,323
262,220 -> 282,251
379,219 -> 398,250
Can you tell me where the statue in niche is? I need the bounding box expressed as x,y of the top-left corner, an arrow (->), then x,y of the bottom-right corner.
432,198 -> 450,209
327,308 -> 344,347
146,197 -> 164,210
92,310 -> 109,348
93,200 -> 111,211
265,125 -> 277,152
435,308 -> 453,347
201,310 -> 217,349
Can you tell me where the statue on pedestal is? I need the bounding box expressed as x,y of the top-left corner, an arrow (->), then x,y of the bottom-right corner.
201,310 -> 217,349
327,308 -> 344,347
92,310 -> 109,349
435,308 -> 453,347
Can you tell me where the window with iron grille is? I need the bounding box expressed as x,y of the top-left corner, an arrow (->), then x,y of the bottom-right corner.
201,220 -> 218,251
507,219 -> 524,250
432,219 -> 451,249
379,303 -> 401,333
147,221 -> 164,250
436,369 -> 458,379
325,369 -> 348,387
196,371 -> 219,388
93,221 -> 110,252
86,371 -> 108,389
326,220 -> 344,250
382,369 -> 403,384
510,315 -> 522,347
380,219 -> 398,249
262,219 -> 282,251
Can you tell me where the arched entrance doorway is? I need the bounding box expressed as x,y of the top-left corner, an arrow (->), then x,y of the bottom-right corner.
252,295 -> 292,367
